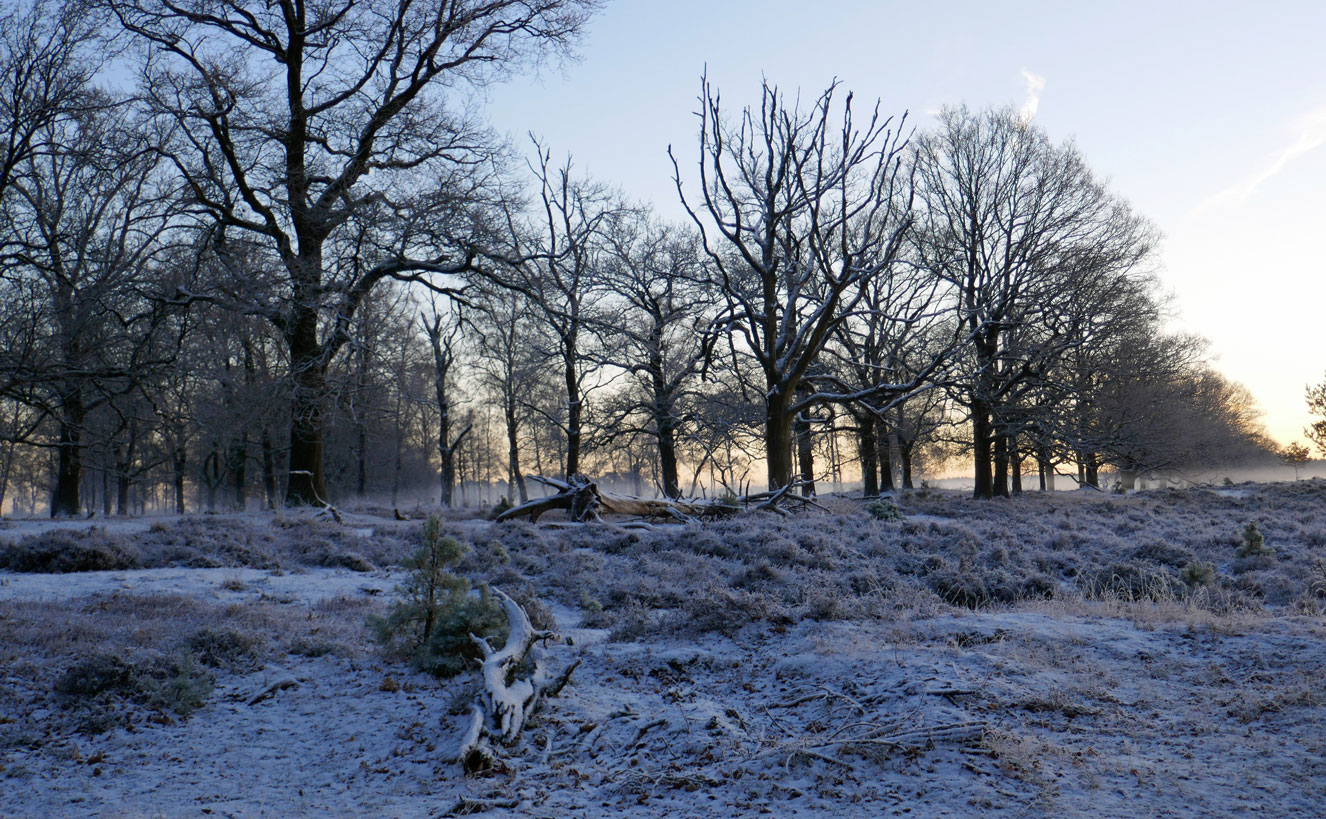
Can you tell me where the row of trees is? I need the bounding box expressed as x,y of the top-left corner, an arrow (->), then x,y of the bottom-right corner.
0,0 -> 1273,516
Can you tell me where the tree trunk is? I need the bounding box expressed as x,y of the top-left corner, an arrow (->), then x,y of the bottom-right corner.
970,400 -> 994,500
795,409 -> 815,498
563,344 -> 581,479
51,397 -> 85,517
173,448 -> 187,514
286,366 -> 327,505
356,421 -> 368,498
504,397 -> 527,504
1009,438 -> 1023,495
993,434 -> 1010,498
899,444 -> 915,490
0,439 -> 13,516
231,437 -> 247,511
765,391 -> 794,491
857,413 -> 879,498
204,447 -> 222,512
656,409 -> 681,500
876,417 -> 895,492
260,428 -> 278,510
285,295 -> 328,506
116,465 -> 131,516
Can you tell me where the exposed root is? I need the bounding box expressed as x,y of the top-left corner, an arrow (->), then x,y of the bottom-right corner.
455,588 -> 577,773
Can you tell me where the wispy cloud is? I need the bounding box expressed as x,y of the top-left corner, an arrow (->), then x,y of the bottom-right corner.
1197,105 -> 1326,212
1020,68 -> 1046,120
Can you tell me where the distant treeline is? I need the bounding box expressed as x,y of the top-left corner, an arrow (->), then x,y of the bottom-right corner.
0,0 -> 1274,516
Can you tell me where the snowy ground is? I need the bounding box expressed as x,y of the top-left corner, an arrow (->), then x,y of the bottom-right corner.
2,487 -> 1325,817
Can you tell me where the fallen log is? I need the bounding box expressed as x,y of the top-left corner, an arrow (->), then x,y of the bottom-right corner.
455,588 -> 579,774
495,474 -> 737,523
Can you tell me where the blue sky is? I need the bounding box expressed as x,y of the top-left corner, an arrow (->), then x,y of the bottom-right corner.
483,0 -> 1326,445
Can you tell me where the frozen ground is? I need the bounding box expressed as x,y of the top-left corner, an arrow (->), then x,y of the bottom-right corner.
2,484 -> 1325,817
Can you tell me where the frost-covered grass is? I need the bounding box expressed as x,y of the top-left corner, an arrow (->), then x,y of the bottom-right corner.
0,511 -> 418,573
2,481 -> 1326,816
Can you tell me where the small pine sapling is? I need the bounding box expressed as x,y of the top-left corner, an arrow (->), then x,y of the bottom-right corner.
865,498 -> 904,521
1237,521 -> 1274,558
369,515 -> 506,676
1180,560 -> 1216,586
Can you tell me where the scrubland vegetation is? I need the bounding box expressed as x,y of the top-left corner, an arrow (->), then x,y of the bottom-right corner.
2,481 -> 1325,816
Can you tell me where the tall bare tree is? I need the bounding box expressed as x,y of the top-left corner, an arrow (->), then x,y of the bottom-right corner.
422,301 -> 470,507
672,77 -> 928,491
596,215 -> 712,498
108,0 -> 599,505
0,0 -> 98,207
913,106 -> 1157,498
0,94 -> 182,516
494,148 -> 619,478
471,284 -> 542,503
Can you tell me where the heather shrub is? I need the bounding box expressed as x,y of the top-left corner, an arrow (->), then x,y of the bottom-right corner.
369,515 -> 506,677
185,628 -> 262,671
1131,540 -> 1193,568
137,518 -> 279,569
670,584 -> 789,635
56,654 -> 137,698
55,652 -> 214,732
0,529 -> 140,573
1083,562 -> 1182,602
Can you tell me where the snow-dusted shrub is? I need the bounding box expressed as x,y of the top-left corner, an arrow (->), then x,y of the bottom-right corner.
185,628 -> 262,671
0,529 -> 140,573
664,583 -> 791,636
369,516 -> 506,677
56,652 -> 214,733
1180,560 -> 1216,587
927,562 -> 1049,609
137,518 -> 280,569
1131,539 -> 1194,568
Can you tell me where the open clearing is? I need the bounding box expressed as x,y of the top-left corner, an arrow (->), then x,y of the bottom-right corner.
3,483 -> 1325,817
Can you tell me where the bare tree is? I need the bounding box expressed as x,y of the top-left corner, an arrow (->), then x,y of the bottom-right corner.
913,106 -> 1157,498
1307,375 -> 1326,457
108,0 -> 598,505
493,148 -> 619,478
471,285 -> 542,503
0,94 -> 182,516
0,0 -> 98,206
672,76 -> 924,491
596,215 -> 712,498
422,301 -> 471,507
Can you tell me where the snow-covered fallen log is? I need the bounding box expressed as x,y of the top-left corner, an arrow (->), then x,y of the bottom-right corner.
455,588 -> 579,774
